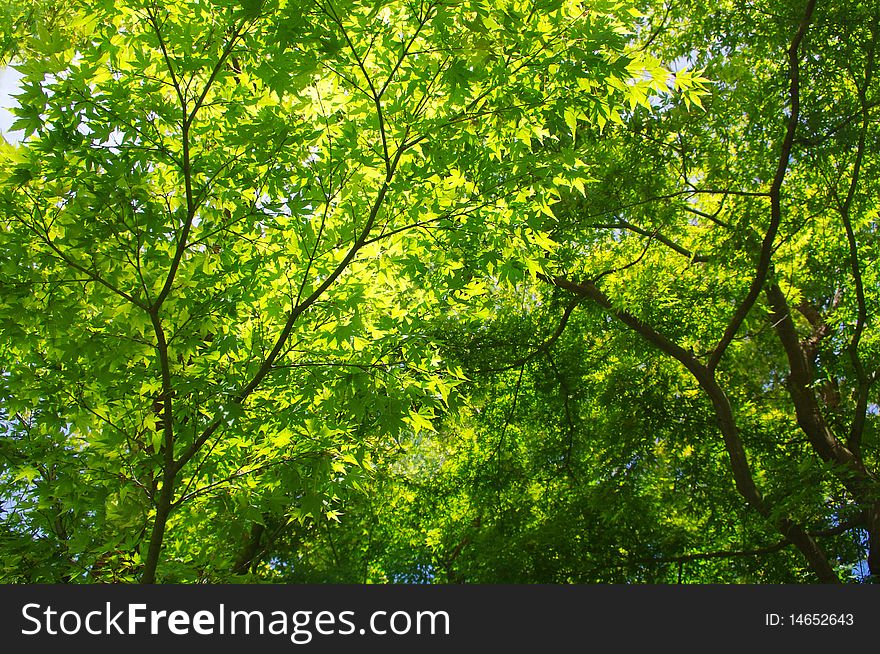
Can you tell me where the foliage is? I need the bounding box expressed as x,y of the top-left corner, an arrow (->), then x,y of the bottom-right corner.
1,0 -> 877,584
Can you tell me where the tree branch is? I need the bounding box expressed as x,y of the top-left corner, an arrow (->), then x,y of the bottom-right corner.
837,21 -> 875,455
479,298 -> 581,373
541,272 -> 839,581
708,0 -> 817,373
174,128 -> 409,475
589,219 -> 709,263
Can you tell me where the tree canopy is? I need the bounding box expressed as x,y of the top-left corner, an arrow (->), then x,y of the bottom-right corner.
1,0 -> 877,584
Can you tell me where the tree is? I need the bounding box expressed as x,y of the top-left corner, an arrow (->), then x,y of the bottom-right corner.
544,0 -> 879,582
353,0 -> 877,583
0,0 -> 698,582
4,0 -> 874,586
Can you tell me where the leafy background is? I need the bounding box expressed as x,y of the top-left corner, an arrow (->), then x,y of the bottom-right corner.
0,0 -> 877,583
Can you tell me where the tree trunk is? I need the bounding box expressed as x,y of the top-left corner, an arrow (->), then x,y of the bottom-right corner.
141,471 -> 176,584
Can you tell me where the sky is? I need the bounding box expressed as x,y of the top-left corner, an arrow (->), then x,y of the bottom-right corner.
0,65 -> 25,144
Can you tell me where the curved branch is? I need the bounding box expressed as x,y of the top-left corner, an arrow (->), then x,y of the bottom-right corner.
479,298 -> 581,373
765,283 -> 875,486
708,0 -> 817,373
